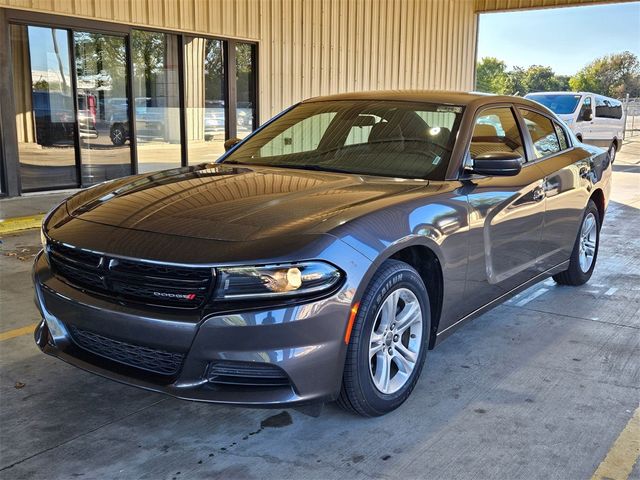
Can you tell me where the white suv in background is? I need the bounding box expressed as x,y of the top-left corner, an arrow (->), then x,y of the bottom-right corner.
525,91 -> 624,162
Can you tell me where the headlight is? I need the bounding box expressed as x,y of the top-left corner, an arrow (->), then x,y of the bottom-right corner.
215,261 -> 342,299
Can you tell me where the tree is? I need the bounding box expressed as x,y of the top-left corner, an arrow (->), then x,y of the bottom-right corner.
569,51 -> 640,97
476,59 -> 570,96
494,66 -> 525,95
522,65 -> 570,93
476,57 -> 507,93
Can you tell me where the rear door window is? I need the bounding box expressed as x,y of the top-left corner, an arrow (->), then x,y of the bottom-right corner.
518,109 -> 561,159
595,96 -> 623,119
553,122 -> 570,151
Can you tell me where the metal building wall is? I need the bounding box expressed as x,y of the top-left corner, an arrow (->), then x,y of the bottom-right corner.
256,0 -> 478,119
0,0 -> 478,122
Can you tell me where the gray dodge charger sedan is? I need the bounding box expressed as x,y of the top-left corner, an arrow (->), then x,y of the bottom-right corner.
34,91 -> 611,416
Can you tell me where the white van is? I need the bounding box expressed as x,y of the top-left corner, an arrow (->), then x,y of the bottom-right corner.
525,91 -> 624,162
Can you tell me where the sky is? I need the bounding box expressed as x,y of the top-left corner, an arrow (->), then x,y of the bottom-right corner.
477,1 -> 640,76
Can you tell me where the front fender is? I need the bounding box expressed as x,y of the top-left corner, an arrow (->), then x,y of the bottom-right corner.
329,189 -> 470,333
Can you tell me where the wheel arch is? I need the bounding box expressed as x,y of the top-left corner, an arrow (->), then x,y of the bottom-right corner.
611,136 -> 622,155
353,238 -> 445,350
590,188 -> 606,225
389,245 -> 443,349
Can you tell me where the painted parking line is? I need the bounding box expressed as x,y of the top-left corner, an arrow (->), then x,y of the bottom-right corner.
515,288 -> 548,307
592,407 -> 640,480
0,214 -> 44,235
0,323 -> 38,341
605,287 -> 618,296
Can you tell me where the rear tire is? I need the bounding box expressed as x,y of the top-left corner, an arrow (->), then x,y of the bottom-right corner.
337,259 -> 430,417
553,200 -> 600,286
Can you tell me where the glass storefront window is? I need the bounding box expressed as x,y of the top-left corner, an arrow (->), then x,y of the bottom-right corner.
184,37 -> 226,164
7,23 -> 259,194
236,43 -> 256,139
74,31 -> 131,186
131,30 -> 181,173
12,25 -> 78,191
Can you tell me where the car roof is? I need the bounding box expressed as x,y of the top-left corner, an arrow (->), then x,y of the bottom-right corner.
300,90 -> 543,109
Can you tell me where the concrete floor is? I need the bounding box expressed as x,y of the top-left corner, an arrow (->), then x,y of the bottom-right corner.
0,142 -> 638,480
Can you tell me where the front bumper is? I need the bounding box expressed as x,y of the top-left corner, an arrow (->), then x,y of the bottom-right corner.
33,251 -> 355,407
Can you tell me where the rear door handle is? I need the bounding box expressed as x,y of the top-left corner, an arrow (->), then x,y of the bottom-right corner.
532,187 -> 545,202
579,166 -> 590,178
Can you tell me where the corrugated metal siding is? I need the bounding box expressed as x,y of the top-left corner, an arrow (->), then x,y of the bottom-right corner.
1,0 -> 478,122
258,0 -> 478,119
474,0 -> 631,12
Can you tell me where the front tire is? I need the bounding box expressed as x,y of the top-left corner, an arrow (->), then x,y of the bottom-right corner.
553,200 -> 600,286
608,142 -> 617,164
337,259 -> 430,417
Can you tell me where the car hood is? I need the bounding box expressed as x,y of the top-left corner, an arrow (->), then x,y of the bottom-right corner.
65,164 -> 426,242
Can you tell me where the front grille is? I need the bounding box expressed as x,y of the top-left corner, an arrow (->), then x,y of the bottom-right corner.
70,325 -> 184,376
47,242 -> 214,309
207,361 -> 291,387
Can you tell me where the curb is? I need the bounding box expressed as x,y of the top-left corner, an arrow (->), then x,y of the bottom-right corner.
0,214 -> 45,235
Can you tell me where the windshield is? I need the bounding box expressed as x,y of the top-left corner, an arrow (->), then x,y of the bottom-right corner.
220,100 -> 463,180
526,94 -> 582,115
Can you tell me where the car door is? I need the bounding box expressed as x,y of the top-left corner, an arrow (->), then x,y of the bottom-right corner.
575,94 -> 594,142
518,107 -> 593,271
591,95 -> 611,145
462,105 -> 547,315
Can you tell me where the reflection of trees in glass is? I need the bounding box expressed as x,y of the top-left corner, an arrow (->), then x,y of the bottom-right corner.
132,30 -> 166,99
236,43 -> 254,104
204,40 -> 224,102
33,79 -> 50,91
74,32 -> 127,93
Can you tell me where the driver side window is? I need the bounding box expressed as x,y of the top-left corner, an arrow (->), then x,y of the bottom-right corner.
470,107 -> 525,161
578,96 -> 592,122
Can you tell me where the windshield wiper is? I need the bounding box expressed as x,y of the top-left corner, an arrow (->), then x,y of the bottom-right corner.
264,163 -> 354,175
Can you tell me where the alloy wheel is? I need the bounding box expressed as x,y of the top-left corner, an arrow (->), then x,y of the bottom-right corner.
579,212 -> 597,273
369,288 -> 423,394
111,128 -> 124,145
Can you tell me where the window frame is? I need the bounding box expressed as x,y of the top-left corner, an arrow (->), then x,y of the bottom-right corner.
463,103 -> 530,171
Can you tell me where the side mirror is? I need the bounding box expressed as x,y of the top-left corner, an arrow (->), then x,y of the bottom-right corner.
224,137 -> 242,151
581,108 -> 593,122
471,152 -> 522,177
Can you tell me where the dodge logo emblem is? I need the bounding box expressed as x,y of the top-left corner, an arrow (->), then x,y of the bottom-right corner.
153,292 -> 196,300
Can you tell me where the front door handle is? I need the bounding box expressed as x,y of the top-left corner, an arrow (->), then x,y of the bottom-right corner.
532,187 -> 545,202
